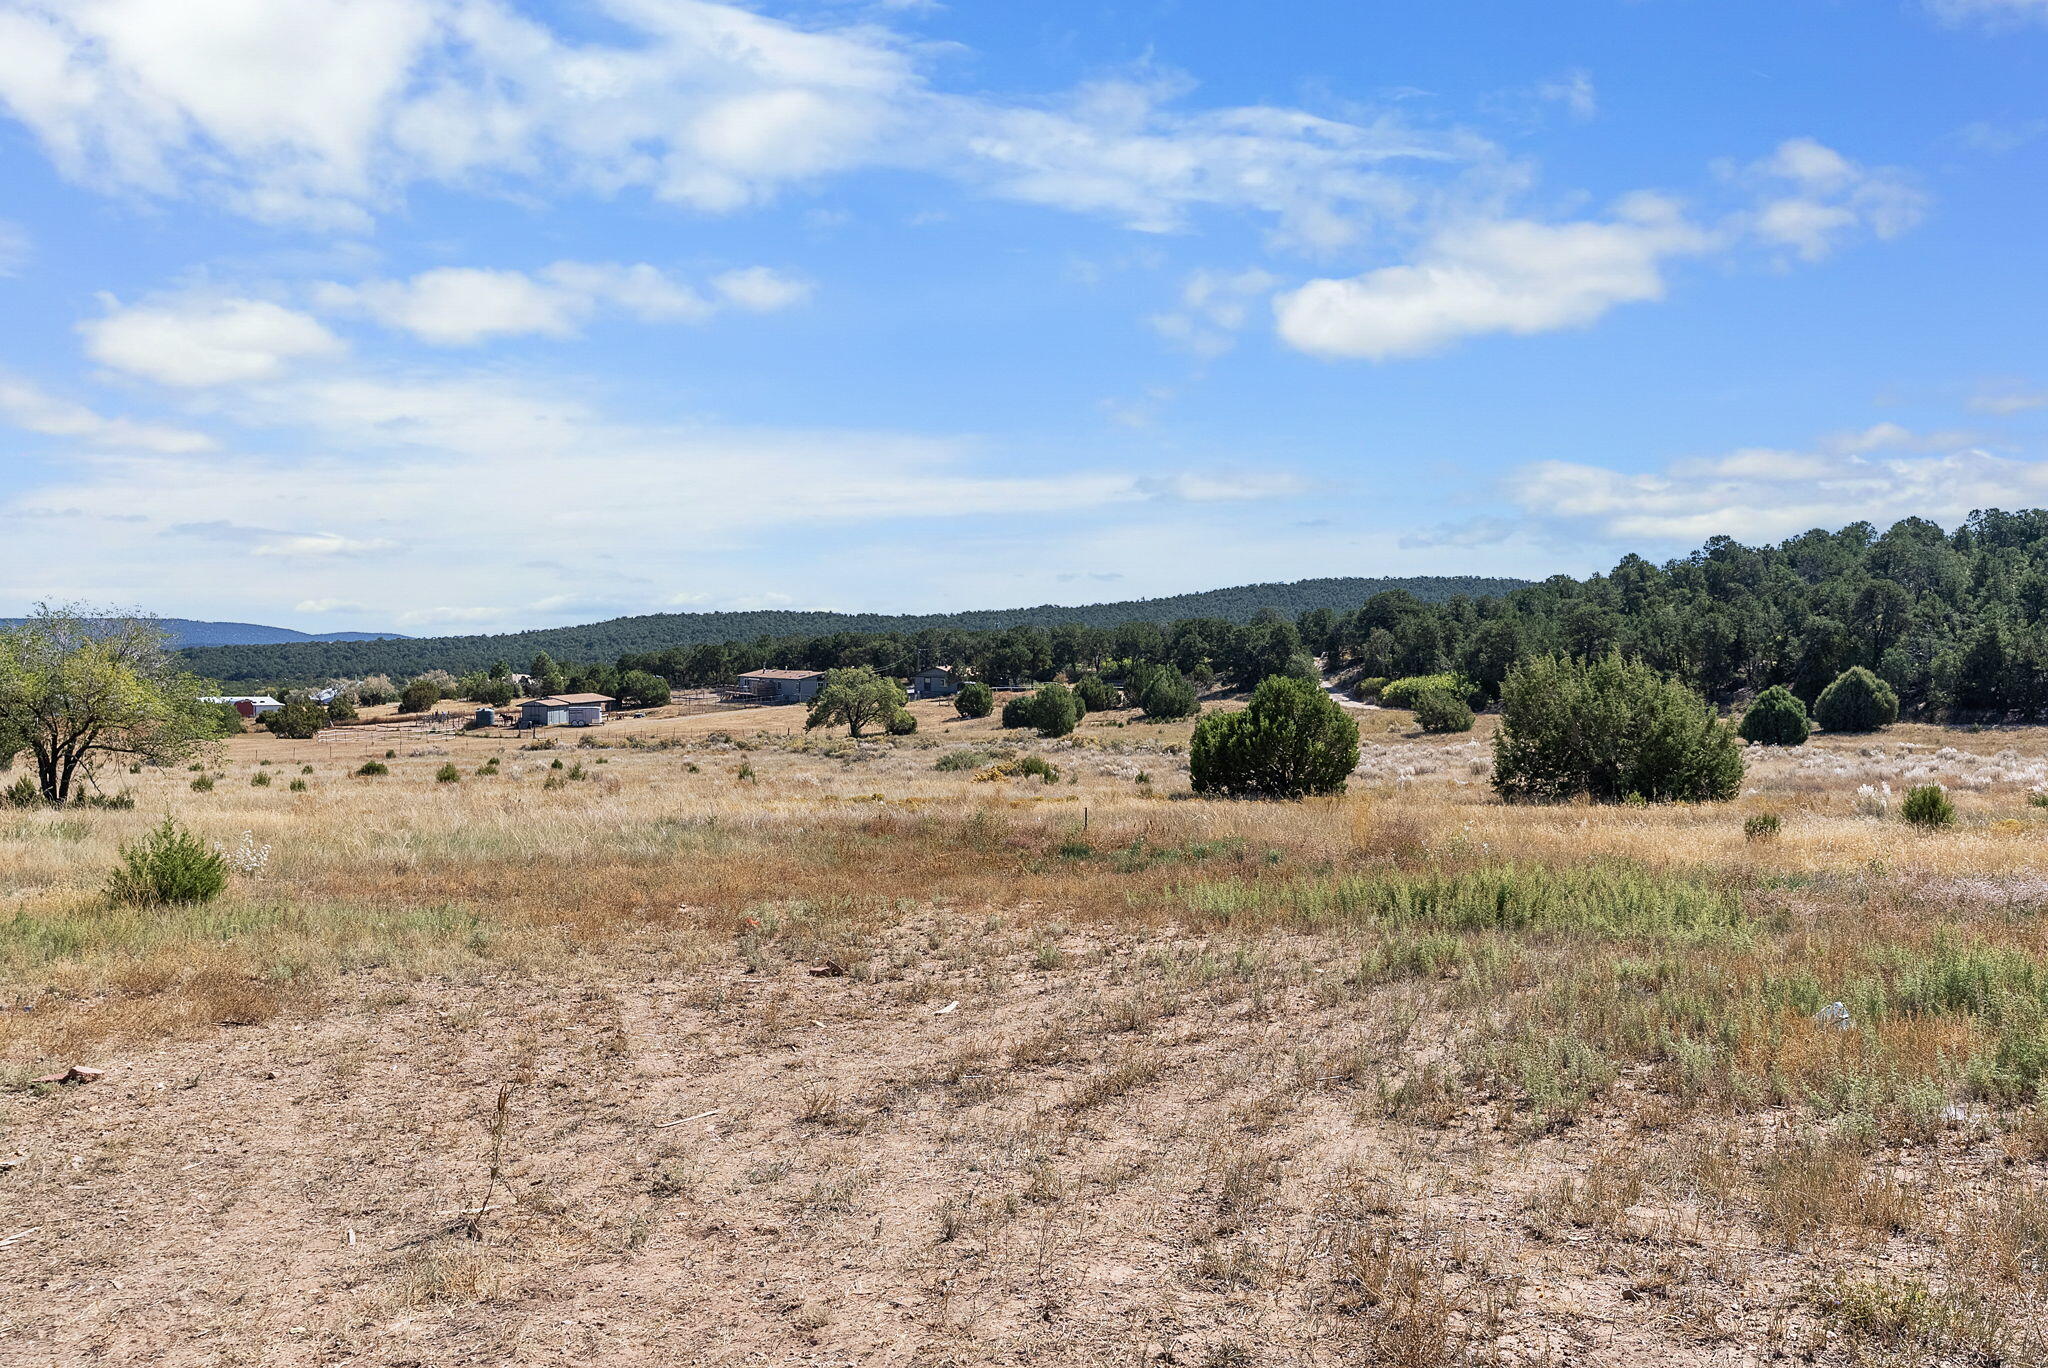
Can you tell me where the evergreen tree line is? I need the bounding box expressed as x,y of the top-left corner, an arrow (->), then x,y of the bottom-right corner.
1314,511 -> 2048,719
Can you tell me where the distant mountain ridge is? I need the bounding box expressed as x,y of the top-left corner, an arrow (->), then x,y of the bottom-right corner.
2,618 -> 409,650
177,576 -> 1528,683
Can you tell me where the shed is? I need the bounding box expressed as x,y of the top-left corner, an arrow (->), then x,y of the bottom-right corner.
734,669 -> 825,704
517,693 -> 616,727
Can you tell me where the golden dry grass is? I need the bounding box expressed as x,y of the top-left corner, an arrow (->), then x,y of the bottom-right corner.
6,708 -> 2048,1364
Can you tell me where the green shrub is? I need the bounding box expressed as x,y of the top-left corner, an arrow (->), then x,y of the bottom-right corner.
3,773 -> 41,808
1001,684 -> 1080,737
1350,676 -> 1388,701
1075,674 -> 1121,713
1190,675 -> 1359,799
1744,812 -> 1781,841
1381,673 -> 1470,710
1903,784 -> 1955,828
435,762 -> 461,783
954,681 -> 995,719
399,678 -> 442,714
1739,685 -> 1812,746
935,748 -> 994,771
250,770 -> 271,787
105,817 -> 228,906
1491,654 -> 1743,804
1029,683 -> 1079,738
289,779 -> 307,792
1132,665 -> 1199,721
1814,666 -> 1899,733
260,695 -> 327,740
885,709 -> 918,735
355,760 -> 389,777
189,773 -> 215,792
1411,687 -> 1474,734
77,790 -> 136,810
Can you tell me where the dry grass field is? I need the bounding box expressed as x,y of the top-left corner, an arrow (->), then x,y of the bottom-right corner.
7,697 -> 2048,1366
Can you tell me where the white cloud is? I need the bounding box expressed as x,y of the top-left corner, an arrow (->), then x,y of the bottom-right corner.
711,266 -> 813,312
1927,0 -> 2048,24
1970,388 -> 2048,415
1506,440 -> 2048,545
250,532 -> 397,557
0,218 -> 25,274
1741,138 -> 1923,262
80,294 -> 343,386
1274,138 -> 1922,362
1274,192 -> 1710,360
1148,267 -> 1278,357
310,261 -> 810,344
0,364 -> 1303,628
0,0 -> 1495,244
0,373 -> 214,452
295,597 -> 367,614
1535,70 -> 1597,122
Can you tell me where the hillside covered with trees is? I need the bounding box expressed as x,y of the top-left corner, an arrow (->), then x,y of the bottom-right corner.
179,576 -> 1523,683
1316,511 -> 2048,718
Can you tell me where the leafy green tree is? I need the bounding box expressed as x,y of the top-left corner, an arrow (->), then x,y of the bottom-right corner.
355,675 -> 396,706
954,681 -> 994,718
1074,674 -> 1121,713
616,670 -> 671,708
1814,666 -> 1899,733
1492,654 -> 1743,804
0,608 -> 218,802
262,693 -> 329,739
1738,685 -> 1811,746
1190,675 -> 1360,799
399,677 -> 443,714
471,678 -> 517,708
805,666 -> 905,737
1411,687 -> 1474,734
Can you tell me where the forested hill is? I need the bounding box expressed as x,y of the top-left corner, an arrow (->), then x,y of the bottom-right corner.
1313,510 -> 2048,718
182,575 -> 1523,683
0,618 -> 406,650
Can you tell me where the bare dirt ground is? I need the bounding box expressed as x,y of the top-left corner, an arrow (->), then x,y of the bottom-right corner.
7,704 -> 2048,1366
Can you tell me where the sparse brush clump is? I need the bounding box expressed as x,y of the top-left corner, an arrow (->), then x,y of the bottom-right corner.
105,817 -> 228,906
189,773 -> 215,792
3,773 -> 41,808
355,760 -> 389,777
1903,783 -> 1956,828
250,769 -> 271,786
1739,685 -> 1812,746
934,748 -> 994,771
1744,812 -> 1781,841
435,763 -> 461,784
1815,665 -> 1899,733
1411,686 -> 1474,734
977,755 -> 1059,784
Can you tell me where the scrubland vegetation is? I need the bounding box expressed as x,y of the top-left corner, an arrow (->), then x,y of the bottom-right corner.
7,679 -> 2048,1365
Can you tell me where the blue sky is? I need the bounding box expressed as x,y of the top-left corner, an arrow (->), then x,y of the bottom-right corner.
0,0 -> 2045,633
